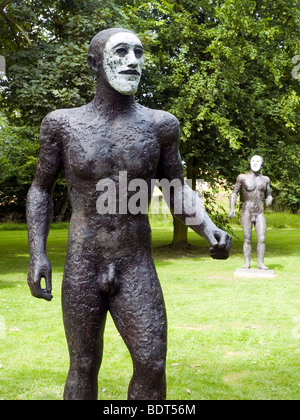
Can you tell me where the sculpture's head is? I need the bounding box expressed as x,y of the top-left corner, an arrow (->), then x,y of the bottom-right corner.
88,28 -> 144,96
250,155 -> 263,173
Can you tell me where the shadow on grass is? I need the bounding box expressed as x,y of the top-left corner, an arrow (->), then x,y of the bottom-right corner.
267,263 -> 284,271
0,229 -> 298,277
0,255 -> 30,276
0,243 -> 67,276
152,236 -> 299,261
153,243 -> 209,261
0,280 -> 20,289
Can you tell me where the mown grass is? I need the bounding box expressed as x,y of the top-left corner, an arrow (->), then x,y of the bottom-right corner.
0,214 -> 299,400
1,211 -> 299,231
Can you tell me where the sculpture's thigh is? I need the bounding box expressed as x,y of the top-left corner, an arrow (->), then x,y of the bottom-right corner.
109,253 -> 167,373
62,253 -> 108,368
241,210 -> 252,241
255,213 -> 266,242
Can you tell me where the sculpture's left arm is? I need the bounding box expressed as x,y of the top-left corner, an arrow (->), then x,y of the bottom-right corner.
156,112 -> 231,260
265,177 -> 273,206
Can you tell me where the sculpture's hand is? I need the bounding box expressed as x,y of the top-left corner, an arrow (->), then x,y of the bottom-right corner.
27,255 -> 53,301
228,209 -> 235,219
265,196 -> 273,207
207,228 -> 232,260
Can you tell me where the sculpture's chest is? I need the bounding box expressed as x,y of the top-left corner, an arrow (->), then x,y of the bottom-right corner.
244,176 -> 266,193
63,119 -> 160,181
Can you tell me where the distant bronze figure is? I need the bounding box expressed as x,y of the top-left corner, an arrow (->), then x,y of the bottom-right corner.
26,28 -> 232,400
229,155 -> 272,270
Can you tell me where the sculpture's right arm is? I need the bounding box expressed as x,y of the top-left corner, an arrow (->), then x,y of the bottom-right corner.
26,113 -> 63,301
228,175 -> 242,219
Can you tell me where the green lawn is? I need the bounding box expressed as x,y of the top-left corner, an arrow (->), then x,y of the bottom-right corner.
0,219 -> 299,400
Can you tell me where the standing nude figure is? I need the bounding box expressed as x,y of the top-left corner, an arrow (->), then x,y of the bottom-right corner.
26,28 -> 231,400
228,155 -> 273,270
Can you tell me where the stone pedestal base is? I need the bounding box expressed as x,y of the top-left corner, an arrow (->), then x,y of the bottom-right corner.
234,268 -> 276,278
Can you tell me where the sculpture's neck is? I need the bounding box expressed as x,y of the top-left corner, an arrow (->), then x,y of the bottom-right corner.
92,82 -> 136,117
250,170 -> 261,177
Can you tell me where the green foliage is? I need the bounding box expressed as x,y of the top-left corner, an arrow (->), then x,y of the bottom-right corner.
0,114 -> 38,220
0,0 -> 130,125
0,0 -> 130,220
203,188 -> 233,235
127,0 -> 300,212
0,114 -> 70,221
258,142 -> 300,213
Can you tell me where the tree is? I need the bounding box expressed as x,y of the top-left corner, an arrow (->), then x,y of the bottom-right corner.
0,114 -> 37,220
124,0 -> 300,244
0,113 -> 71,221
0,0 -> 131,126
0,0 -> 131,220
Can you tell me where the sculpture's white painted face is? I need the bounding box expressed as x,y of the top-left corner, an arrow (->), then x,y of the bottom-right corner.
103,32 -> 144,96
250,155 -> 263,172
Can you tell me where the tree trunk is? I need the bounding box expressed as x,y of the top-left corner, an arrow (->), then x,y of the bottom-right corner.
172,216 -> 188,247
55,198 -> 69,222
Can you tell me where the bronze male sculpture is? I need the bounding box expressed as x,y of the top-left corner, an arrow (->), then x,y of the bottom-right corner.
26,28 -> 232,400
229,155 -> 272,270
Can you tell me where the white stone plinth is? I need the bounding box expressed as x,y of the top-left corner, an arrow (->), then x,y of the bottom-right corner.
234,268 -> 276,278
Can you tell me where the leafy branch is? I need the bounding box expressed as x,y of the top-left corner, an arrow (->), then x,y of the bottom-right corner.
0,0 -> 32,48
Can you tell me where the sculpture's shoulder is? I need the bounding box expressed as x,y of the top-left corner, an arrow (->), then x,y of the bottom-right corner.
236,173 -> 248,184
137,105 -> 179,127
262,175 -> 271,184
39,110 -> 66,144
155,109 -> 180,140
40,106 -> 89,143
137,105 -> 180,145
42,108 -> 67,126
42,106 -> 84,128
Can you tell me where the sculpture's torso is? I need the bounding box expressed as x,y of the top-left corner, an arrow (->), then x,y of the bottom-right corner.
239,173 -> 269,220
49,102 -> 176,260
64,105 -> 160,184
